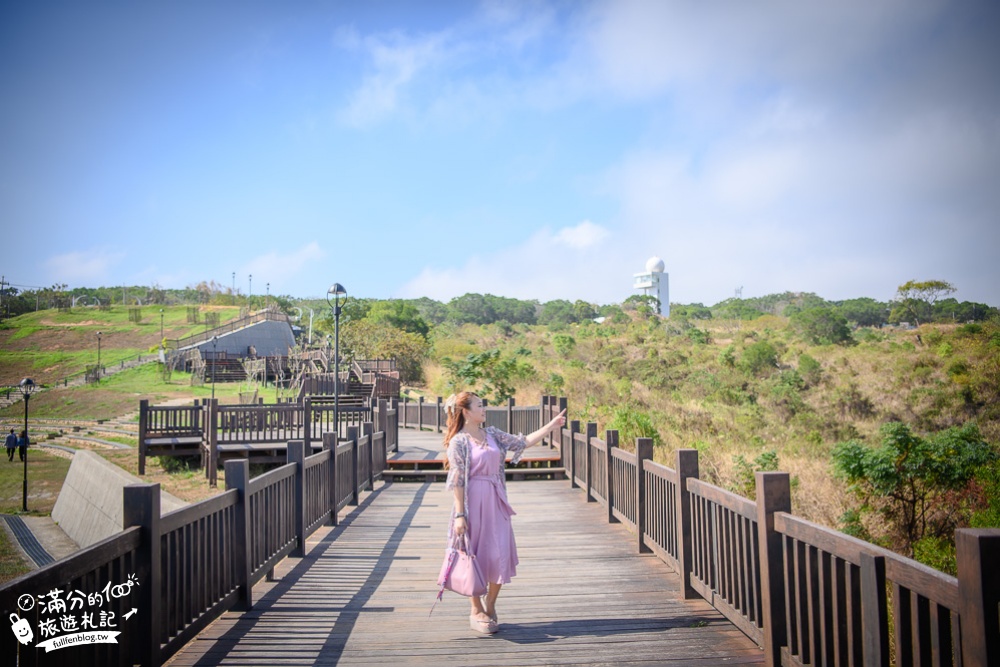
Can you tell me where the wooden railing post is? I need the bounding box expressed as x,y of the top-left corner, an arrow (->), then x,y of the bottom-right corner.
605,429 -> 618,523
138,399 -> 149,475
585,422 -> 598,502
208,399 -> 219,487
225,459 -> 253,610
569,420 -> 580,489
378,398 -> 388,436
363,421 -> 375,490
123,483 -> 161,667
436,396 -> 443,433
755,472 -> 791,667
541,396 -> 550,446
324,432 -> 339,527
303,397 -> 312,453
860,552 -> 889,667
347,425 -> 360,505
417,396 -> 424,431
956,528 -> 1000,666
507,397 -> 515,434
557,397 -> 568,449
287,440 -> 306,557
636,438 -> 653,555
675,449 -> 699,599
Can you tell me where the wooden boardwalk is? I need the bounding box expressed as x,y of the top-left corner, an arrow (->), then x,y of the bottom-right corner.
165,480 -> 763,666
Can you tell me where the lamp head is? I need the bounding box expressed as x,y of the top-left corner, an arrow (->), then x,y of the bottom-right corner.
326,283 -> 347,308
96,331 -> 102,339
19,378 -> 36,398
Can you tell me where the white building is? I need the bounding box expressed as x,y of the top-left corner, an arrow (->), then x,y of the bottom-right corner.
633,256 -> 669,317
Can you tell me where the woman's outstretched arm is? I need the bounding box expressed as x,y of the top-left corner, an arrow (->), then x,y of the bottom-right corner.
524,409 -> 566,448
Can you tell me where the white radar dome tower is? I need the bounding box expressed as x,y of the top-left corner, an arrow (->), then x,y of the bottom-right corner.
633,256 -> 669,317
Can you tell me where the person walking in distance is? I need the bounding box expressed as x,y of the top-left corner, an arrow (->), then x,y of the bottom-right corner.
4,429 -> 16,462
17,429 -> 29,462
443,391 -> 566,634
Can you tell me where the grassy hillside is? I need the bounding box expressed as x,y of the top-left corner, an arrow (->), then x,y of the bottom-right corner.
0,305 -> 242,386
421,315 -> 1000,564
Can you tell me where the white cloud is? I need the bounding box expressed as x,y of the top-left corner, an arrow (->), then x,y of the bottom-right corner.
241,242 -> 326,294
399,221 -> 627,303
554,220 -> 610,249
44,249 -> 125,285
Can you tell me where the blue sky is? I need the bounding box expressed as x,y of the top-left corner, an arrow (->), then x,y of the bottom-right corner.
2,1 -> 998,306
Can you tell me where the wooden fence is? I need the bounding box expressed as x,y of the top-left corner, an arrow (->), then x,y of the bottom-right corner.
138,399 -> 398,485
0,427 -> 389,667
556,421 -> 1000,666
398,394 -> 560,436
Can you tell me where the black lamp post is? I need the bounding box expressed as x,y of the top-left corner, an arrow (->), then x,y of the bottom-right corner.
96,331 -> 103,382
19,378 -> 35,512
249,274 -> 253,309
326,283 -> 347,440
232,271 -> 236,304
211,335 -> 218,401
266,282 -> 270,311
159,308 -> 164,344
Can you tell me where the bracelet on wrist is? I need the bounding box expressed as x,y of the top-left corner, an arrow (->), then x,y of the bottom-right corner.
455,513 -> 466,519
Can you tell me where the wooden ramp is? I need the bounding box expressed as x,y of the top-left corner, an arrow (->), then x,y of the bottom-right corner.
166,481 -> 763,666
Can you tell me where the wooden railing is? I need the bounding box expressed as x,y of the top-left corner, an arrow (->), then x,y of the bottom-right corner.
398,395 -> 559,437
0,428 -> 388,667
556,422 -> 1000,666
138,399 -> 397,483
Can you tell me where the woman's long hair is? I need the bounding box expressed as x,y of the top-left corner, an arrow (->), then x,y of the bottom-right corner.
442,391 -> 478,448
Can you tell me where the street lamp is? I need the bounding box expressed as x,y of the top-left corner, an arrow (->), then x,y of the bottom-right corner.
211,335 -> 218,401
326,283 -> 347,441
249,274 -> 253,309
266,282 -> 270,311
96,331 -> 103,383
19,378 -> 35,512
159,308 -> 164,345
232,271 -> 236,304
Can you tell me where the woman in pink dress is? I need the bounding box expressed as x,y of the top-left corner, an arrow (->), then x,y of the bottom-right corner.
444,391 -> 566,634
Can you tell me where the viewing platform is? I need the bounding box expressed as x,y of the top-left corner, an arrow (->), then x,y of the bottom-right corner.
166,478 -> 763,666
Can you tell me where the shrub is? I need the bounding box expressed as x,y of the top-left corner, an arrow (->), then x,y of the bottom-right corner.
797,353 -> 823,387
552,334 -> 576,357
790,307 -> 853,345
686,328 -> 711,345
607,406 -> 662,448
730,451 -> 780,498
739,341 -> 779,376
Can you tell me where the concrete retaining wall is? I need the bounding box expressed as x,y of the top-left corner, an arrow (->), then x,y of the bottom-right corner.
193,319 -> 295,358
52,450 -> 188,548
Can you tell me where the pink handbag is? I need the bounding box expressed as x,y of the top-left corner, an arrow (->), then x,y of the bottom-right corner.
436,534 -> 487,598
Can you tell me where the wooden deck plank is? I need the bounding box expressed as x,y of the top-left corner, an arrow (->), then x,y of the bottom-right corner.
165,479 -> 763,666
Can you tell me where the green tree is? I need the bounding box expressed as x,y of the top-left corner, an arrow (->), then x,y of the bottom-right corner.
891,280 -> 956,325
790,307 -> 853,345
833,421 -> 997,556
538,299 -> 577,325
441,348 -> 532,404
339,319 -> 430,383
670,303 -> 712,320
447,293 -> 495,325
834,298 -> 889,327
366,300 -> 430,337
572,300 -> 598,322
